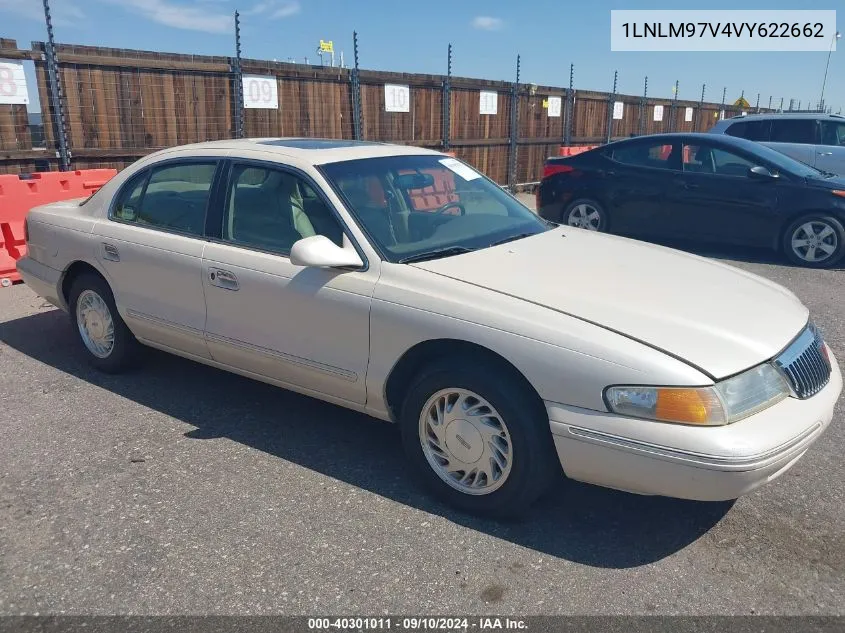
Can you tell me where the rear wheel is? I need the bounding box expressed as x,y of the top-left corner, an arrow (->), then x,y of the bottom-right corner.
69,273 -> 140,373
562,198 -> 606,231
399,359 -> 558,518
782,215 -> 845,268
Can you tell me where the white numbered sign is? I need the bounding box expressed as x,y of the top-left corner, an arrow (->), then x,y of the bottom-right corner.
0,59 -> 29,105
684,106 -> 694,122
547,96 -> 561,118
242,75 -> 278,109
612,101 -> 624,120
479,91 -> 498,115
741,111 -> 748,117
653,105 -> 664,121
719,110 -> 726,120
384,84 -> 410,113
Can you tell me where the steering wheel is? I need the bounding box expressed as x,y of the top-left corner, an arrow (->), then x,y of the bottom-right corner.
434,201 -> 466,216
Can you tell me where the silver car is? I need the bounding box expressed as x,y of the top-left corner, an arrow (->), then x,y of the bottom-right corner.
16,139 -> 843,517
710,113 -> 845,176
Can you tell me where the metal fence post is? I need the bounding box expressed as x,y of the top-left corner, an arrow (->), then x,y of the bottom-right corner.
670,79 -> 679,131
639,76 -> 647,135
442,43 -> 452,152
695,83 -> 705,132
564,63 -> 574,146
42,0 -> 70,171
755,93 -> 760,113
351,31 -> 362,140
606,70 -> 617,144
232,11 -> 244,139
507,54 -> 520,193
720,87 -> 726,118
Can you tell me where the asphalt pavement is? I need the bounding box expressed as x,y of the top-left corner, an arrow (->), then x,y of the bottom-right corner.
1,229 -> 844,615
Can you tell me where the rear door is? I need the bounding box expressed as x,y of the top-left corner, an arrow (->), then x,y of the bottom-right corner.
668,141 -> 780,247
817,119 -> 845,176
93,160 -> 222,359
765,119 -> 818,167
601,140 -> 682,238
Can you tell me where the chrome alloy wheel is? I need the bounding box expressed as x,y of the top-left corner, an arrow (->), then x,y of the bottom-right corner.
567,203 -> 602,230
790,221 -> 839,264
75,289 -> 116,358
418,388 -> 513,495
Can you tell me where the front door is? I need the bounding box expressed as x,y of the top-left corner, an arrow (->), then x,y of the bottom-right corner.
201,161 -> 375,405
93,160 -> 221,359
668,142 -> 780,247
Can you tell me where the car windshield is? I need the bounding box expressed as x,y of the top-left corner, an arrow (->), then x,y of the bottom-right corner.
320,155 -> 550,263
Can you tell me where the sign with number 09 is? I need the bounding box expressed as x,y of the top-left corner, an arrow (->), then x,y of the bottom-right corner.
0,59 -> 29,105
242,74 -> 278,109
384,84 -> 410,113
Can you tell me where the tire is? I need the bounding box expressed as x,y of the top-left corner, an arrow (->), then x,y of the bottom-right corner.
562,198 -> 607,231
782,214 -> 845,268
68,272 -> 140,373
398,358 -> 559,518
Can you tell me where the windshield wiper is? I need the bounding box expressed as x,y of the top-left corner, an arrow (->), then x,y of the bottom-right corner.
398,246 -> 475,264
487,232 -> 535,248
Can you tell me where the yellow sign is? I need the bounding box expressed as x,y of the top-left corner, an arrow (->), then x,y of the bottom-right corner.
733,96 -> 750,108
542,99 -> 549,108
319,40 -> 334,53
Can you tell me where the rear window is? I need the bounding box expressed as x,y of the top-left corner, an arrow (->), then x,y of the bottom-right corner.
770,119 -> 818,144
725,120 -> 771,142
610,142 -> 678,170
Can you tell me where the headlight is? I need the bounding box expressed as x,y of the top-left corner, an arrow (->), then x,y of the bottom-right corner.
604,363 -> 789,426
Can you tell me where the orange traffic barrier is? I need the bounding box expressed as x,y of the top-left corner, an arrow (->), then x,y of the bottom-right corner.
0,169 -> 117,286
558,145 -> 598,157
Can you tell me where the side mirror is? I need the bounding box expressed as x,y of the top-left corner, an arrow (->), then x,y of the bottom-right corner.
290,235 -> 363,269
748,165 -> 779,180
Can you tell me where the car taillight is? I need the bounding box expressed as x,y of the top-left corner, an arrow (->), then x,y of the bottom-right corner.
543,163 -> 575,179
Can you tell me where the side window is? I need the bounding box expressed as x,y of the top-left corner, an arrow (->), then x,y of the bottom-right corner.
725,120 -> 770,141
611,142 -> 679,170
770,119 -> 818,144
112,162 -> 216,236
112,171 -> 148,221
223,164 -> 345,254
820,121 -> 845,147
683,144 -> 755,177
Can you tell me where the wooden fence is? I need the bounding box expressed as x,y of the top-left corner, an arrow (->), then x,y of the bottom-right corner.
0,38 -> 762,182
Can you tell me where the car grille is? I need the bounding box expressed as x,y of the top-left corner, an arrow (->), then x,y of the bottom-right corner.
773,325 -> 831,399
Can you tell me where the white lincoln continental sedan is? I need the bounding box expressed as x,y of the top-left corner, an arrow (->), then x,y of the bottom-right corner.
17,139 -> 842,516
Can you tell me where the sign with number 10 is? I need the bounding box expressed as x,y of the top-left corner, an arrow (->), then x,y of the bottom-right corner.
384,84 -> 410,113
242,74 -> 278,109
0,59 -> 29,105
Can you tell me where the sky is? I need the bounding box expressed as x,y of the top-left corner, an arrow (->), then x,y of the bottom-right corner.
0,0 -> 842,114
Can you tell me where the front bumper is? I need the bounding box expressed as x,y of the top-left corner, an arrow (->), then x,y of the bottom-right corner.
547,350 -> 842,501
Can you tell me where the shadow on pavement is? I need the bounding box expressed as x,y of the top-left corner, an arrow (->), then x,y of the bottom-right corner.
650,238 -> 845,270
1,309 -> 733,569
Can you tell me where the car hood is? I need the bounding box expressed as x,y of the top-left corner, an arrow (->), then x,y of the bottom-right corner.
410,228 -> 808,379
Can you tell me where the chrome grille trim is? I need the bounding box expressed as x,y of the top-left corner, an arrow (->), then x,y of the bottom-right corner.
774,325 -> 831,399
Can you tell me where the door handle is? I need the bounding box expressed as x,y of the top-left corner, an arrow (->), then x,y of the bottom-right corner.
209,268 -> 239,291
102,243 -> 120,262
817,152 -> 833,156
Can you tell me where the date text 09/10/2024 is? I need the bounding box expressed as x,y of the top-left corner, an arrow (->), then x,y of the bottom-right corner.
307,618 -> 528,630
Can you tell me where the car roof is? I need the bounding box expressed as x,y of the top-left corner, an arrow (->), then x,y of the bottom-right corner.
146,138 -> 445,165
724,112 -> 845,121
605,132 -> 764,151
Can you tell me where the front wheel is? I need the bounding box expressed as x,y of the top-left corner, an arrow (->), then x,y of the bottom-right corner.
399,360 -> 558,518
782,215 -> 845,268
562,198 -> 607,231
